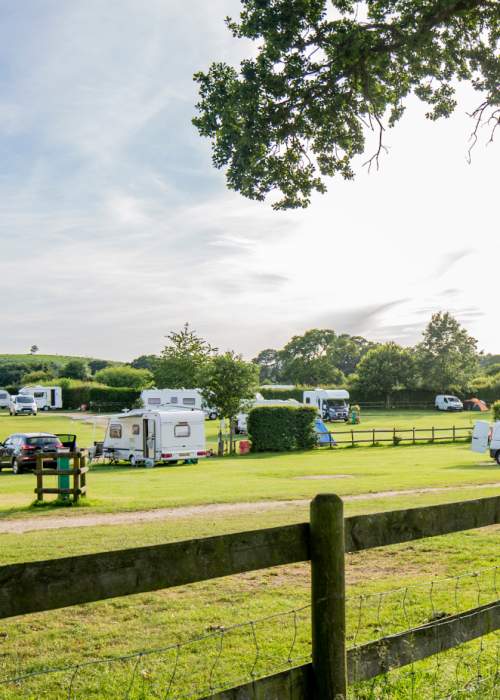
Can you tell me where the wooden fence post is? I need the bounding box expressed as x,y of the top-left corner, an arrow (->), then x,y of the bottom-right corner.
310,494 -> 347,699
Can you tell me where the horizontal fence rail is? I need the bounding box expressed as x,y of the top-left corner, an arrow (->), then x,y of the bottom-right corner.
1,495 -> 499,621
327,425 -> 471,446
205,601 -> 500,699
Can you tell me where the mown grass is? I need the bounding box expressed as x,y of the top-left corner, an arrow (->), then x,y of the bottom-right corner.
0,410 -> 498,698
0,499 -> 498,698
1,438 -> 498,516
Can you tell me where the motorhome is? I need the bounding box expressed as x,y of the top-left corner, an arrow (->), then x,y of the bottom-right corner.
235,398 -> 301,434
0,390 -> 10,409
471,420 -> 500,465
19,386 -> 63,410
102,408 -> 207,466
435,395 -> 463,412
303,389 -> 350,422
140,388 -> 202,410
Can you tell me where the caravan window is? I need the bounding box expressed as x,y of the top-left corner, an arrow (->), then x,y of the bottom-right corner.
305,397 -> 310,404
148,398 -> 161,405
174,422 -> 190,438
170,397 -> 178,403
182,398 -> 196,406
34,392 -> 45,398
132,424 -> 140,435
109,424 -> 122,438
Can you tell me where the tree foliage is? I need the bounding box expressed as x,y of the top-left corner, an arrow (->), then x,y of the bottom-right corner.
95,366 -> 154,389
194,0 -> 499,209
154,323 -> 217,389
416,311 -> 479,393
61,359 -> 90,381
355,342 -> 416,405
200,351 -> 259,423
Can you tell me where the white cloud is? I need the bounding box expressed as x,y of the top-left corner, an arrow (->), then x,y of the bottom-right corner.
0,0 -> 498,360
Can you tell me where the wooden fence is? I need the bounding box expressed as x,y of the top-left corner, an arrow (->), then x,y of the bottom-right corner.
0,495 -> 499,698
324,424 -> 471,447
35,451 -> 88,503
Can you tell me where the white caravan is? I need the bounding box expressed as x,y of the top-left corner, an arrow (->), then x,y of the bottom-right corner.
19,385 -> 63,410
140,388 -> 202,410
435,395 -> 463,412
0,390 -> 10,409
102,408 -> 207,466
235,398 -> 301,434
471,420 -> 500,465
303,389 -> 350,422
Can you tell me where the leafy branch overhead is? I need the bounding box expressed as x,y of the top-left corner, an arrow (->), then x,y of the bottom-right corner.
193,0 -> 499,209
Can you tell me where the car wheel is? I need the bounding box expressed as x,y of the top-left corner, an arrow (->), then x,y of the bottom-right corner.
496,452 -> 500,466
12,458 -> 23,475
129,455 -> 137,467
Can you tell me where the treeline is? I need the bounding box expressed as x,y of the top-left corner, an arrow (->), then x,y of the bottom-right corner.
253,312 -> 500,405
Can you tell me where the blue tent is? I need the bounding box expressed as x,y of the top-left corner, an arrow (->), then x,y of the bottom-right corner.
314,418 -> 336,446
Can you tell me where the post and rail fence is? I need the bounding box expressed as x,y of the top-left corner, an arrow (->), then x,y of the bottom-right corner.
321,424 -> 472,448
0,495 -> 499,698
34,451 -> 88,503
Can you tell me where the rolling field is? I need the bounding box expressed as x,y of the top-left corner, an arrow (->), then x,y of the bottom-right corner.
0,408 -> 498,698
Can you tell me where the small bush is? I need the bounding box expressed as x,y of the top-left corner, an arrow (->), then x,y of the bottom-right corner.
248,405 -> 316,452
492,401 -> 500,422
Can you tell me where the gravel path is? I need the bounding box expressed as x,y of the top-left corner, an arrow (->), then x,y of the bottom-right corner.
1,482 -> 499,534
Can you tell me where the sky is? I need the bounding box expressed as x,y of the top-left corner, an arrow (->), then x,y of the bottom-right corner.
0,0 -> 498,361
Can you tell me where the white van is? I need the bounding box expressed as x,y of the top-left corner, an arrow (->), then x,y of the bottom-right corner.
435,395 -> 463,412
0,390 -> 10,409
303,389 -> 350,421
9,395 -> 38,415
19,386 -> 63,411
471,420 -> 500,465
102,408 -> 207,466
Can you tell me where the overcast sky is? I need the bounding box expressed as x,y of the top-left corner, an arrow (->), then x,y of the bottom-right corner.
0,0 -> 498,361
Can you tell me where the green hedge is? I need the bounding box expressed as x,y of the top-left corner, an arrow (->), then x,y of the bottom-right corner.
248,405 -> 317,452
61,386 -> 141,410
493,401 -> 500,422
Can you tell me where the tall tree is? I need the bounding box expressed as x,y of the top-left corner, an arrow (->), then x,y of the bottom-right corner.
252,348 -> 283,383
194,0 -> 499,209
61,359 -> 89,381
154,323 -> 217,389
280,329 -> 344,384
416,312 -> 479,393
30,345 -> 39,355
200,352 -> 259,453
355,342 -> 415,406
328,334 -> 376,376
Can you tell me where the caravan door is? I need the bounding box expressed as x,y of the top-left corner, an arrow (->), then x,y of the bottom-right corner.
143,418 -> 157,459
471,421 -> 490,453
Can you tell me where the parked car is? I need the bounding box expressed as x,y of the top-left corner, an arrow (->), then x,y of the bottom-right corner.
9,394 -> 37,416
435,395 -> 463,412
471,421 -> 500,465
0,433 -> 64,473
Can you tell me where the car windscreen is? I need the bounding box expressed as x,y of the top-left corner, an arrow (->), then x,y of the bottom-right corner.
326,399 -> 346,406
26,437 -> 59,446
16,396 -> 35,404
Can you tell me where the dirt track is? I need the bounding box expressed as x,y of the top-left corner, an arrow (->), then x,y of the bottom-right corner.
1,482 -> 499,534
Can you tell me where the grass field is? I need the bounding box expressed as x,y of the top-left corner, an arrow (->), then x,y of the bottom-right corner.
0,353 -> 120,367
0,408 -> 498,698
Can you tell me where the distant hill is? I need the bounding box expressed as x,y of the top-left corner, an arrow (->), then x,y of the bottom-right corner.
0,354 -> 123,367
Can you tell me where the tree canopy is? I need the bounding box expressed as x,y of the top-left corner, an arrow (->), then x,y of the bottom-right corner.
194,0 -> 499,209
416,311 -> 479,393
154,323 -> 217,389
354,342 -> 416,405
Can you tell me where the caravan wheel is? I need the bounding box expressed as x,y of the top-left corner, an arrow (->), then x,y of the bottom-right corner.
129,455 -> 137,467
43,406 -> 49,411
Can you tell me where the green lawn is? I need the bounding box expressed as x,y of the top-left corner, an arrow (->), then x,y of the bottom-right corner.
0,409 -> 498,698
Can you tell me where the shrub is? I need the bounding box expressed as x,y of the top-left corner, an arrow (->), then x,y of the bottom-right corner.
493,401 -> 500,422
294,406 -> 318,450
95,366 -> 153,389
248,405 -> 316,452
89,387 -> 142,412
